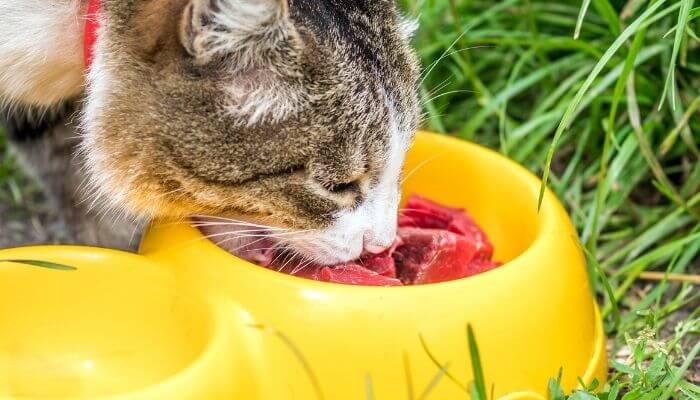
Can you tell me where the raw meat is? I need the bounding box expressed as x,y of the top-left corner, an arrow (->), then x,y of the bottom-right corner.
246,194 -> 499,286
394,228 -> 481,284
399,195 -> 494,261
319,264 -> 402,286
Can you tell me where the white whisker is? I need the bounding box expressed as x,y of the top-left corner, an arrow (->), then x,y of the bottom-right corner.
189,221 -> 288,231
420,89 -> 477,106
401,153 -> 445,185
191,214 -> 287,231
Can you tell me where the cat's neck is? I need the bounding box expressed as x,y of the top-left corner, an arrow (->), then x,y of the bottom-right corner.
0,0 -> 86,108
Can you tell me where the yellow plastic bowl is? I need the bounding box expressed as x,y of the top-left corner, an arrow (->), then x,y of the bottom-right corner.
0,132 -> 606,399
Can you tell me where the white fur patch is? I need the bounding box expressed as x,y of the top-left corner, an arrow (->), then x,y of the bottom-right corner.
78,14 -> 143,224
196,0 -> 288,66
194,0 -> 302,125
225,76 -> 304,126
0,0 -> 85,107
398,17 -> 419,39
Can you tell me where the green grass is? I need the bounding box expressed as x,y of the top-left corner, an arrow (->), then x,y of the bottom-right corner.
0,0 -> 697,398
399,0 -> 699,397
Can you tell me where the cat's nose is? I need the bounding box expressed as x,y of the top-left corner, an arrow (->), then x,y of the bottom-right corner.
363,242 -> 388,254
363,231 -> 395,254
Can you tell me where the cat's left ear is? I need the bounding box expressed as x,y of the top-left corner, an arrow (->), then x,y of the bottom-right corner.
179,0 -> 298,66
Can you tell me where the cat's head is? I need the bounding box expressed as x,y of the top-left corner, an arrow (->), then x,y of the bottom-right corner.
81,0 -> 420,264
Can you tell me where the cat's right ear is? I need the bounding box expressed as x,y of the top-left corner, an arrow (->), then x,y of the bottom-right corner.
179,0 -> 297,66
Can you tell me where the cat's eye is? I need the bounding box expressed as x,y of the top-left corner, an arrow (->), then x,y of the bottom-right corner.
327,180 -> 360,194
323,179 -> 364,210
320,175 -> 368,210
311,165 -> 369,209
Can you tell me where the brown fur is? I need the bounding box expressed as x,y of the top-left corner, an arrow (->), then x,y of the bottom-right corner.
83,0 -> 420,230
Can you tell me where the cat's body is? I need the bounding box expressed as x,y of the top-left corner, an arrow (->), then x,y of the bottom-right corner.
1,0 -> 420,263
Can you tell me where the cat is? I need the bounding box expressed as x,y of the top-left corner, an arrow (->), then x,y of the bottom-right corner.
0,0 -> 420,265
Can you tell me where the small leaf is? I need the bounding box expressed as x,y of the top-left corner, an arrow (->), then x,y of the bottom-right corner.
548,377 -> 566,400
621,388 -> 644,400
608,381 -> 621,400
568,390 -> 599,400
639,387 -> 664,400
610,359 -> 635,375
587,378 -> 600,391
645,353 -> 667,383
0,259 -> 77,271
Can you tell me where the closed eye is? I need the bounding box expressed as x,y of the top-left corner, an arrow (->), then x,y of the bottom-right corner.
326,180 -> 360,194
194,164 -> 306,186
318,174 -> 369,210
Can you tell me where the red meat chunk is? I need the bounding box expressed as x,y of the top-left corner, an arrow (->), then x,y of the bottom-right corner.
288,264 -> 324,280
319,264 -> 402,286
399,195 -> 494,261
240,194 -> 500,286
394,228 -> 481,284
359,236 -> 402,278
361,255 -> 397,278
285,261 -> 402,286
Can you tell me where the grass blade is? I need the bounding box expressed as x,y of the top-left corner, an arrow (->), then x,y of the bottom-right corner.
538,0 -> 669,210
417,362 -> 450,400
574,0 -> 593,39
418,334 -> 468,392
0,259 -> 77,271
365,374 -> 375,400
581,244 -> 621,330
588,0 -> 651,252
659,0 -> 694,110
467,324 -> 487,400
547,367 -> 566,400
250,324 -> 325,400
404,353 -> 415,400
592,0 -> 622,36
659,340 -> 700,400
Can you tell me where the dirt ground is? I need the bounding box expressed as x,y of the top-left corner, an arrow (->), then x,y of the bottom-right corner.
0,175 -> 73,248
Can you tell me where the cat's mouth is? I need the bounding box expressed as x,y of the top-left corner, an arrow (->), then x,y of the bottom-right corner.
192,216 -> 302,267
191,198 -> 394,266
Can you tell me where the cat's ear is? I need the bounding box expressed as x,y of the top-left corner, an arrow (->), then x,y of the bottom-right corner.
179,0 -> 297,66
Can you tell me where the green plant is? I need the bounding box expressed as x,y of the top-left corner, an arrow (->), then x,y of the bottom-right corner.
400,0 -> 699,397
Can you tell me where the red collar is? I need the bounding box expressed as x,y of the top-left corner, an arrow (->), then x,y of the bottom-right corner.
84,0 -> 100,69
